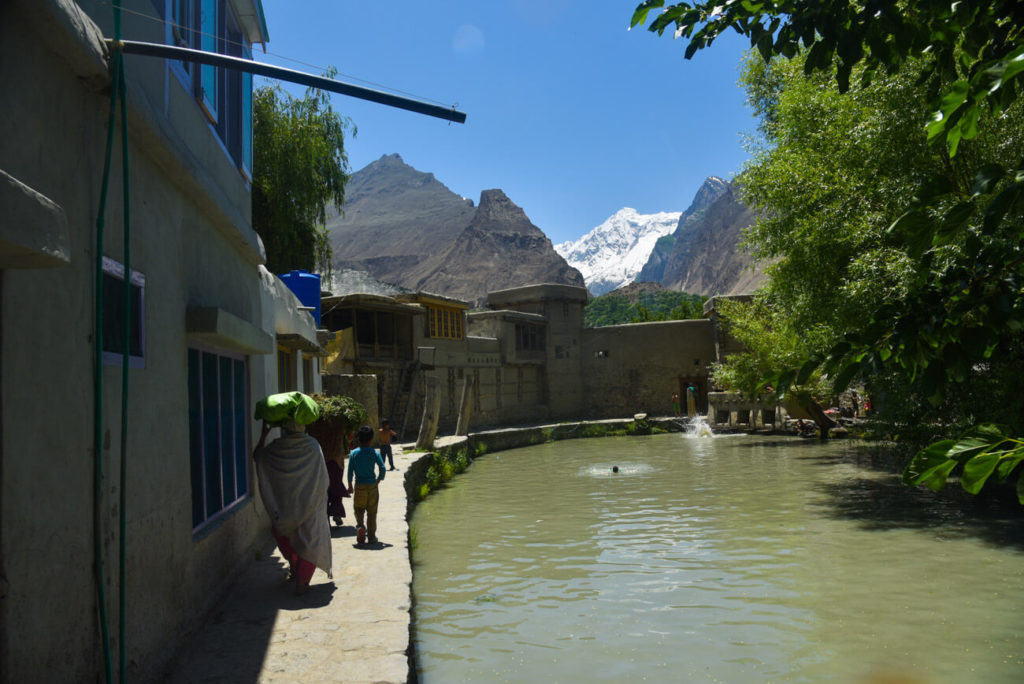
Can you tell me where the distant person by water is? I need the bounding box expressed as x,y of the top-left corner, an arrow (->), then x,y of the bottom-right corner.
378,419 -> 398,471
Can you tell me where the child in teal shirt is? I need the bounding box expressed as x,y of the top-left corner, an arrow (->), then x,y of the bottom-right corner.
347,425 -> 386,544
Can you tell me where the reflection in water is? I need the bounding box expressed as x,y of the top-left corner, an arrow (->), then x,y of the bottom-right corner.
412,435 -> 1024,683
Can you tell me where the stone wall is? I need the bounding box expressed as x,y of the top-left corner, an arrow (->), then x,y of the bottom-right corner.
323,373 -> 380,431
581,319 -> 716,418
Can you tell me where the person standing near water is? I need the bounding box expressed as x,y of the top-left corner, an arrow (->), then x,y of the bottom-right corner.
672,393 -> 681,416
378,419 -> 398,471
347,425 -> 387,545
686,384 -> 698,417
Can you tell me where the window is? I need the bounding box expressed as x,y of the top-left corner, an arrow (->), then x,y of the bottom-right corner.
166,0 -> 253,175
426,306 -> 464,340
515,323 -> 544,352
302,355 -> 314,392
102,257 -> 145,368
277,346 -> 295,391
188,347 -> 248,529
198,0 -> 218,122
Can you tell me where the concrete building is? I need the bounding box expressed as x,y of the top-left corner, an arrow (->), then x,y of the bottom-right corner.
320,283 -> 724,435
1,1 -> 324,679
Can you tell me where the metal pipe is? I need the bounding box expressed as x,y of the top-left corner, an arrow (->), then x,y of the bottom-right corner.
109,39 -> 467,124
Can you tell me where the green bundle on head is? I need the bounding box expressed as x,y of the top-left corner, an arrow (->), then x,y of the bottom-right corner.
254,391 -> 320,426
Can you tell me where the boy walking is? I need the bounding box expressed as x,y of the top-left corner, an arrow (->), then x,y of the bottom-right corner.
378,419 -> 398,471
347,425 -> 386,545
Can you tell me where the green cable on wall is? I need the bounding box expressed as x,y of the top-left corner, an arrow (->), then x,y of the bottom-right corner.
92,46 -> 118,684
116,34 -> 131,684
93,2 -> 131,681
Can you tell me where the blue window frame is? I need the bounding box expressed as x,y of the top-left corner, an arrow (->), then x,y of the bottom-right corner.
188,346 -> 249,530
164,0 -> 253,177
241,44 -> 253,178
199,0 -> 218,123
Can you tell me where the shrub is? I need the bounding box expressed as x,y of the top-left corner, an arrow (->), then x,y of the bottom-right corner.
627,417 -> 652,435
306,394 -> 367,460
453,449 -> 470,473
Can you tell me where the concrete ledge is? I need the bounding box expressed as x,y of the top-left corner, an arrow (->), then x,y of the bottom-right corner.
186,306 -> 275,354
0,169 -> 71,269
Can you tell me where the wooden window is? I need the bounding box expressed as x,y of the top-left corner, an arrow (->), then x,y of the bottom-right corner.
277,346 -> 295,391
426,306 -> 464,340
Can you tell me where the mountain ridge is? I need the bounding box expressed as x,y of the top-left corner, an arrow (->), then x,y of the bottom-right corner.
326,155 -> 583,306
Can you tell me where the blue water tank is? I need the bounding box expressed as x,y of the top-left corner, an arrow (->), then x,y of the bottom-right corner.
279,269 -> 321,326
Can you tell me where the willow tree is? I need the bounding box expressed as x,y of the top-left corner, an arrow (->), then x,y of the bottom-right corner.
252,77 -> 354,280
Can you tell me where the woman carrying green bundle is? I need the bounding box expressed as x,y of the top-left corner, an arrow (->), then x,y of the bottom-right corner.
252,392 -> 332,595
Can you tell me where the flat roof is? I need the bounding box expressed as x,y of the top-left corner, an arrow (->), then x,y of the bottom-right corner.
394,291 -> 471,310
321,293 -> 422,315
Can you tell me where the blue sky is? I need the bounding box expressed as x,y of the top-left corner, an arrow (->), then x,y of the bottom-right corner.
255,1 -> 756,245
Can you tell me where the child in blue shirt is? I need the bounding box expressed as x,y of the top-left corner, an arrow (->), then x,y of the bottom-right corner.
347,425 -> 386,545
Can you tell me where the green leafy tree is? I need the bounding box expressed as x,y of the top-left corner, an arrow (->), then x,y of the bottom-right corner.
633,0 -> 1024,499
253,75 -> 354,280
584,291 -> 706,326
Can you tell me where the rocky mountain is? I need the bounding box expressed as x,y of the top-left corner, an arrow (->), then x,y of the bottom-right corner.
648,180 -> 766,296
554,208 -> 681,296
325,154 -> 583,306
411,189 -> 585,306
635,176 -> 729,284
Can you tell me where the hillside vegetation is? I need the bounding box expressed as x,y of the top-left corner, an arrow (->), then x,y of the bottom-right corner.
584,290 -> 706,327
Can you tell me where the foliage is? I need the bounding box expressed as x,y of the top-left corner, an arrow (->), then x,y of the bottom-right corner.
626,417 -> 653,435
633,0 -> 1024,498
580,424 -> 611,438
584,290 -> 707,326
305,394 -> 367,459
252,74 -> 354,278
631,1 -> 1024,153
709,294 -> 833,398
904,424 -> 1024,503
416,447 -> 473,501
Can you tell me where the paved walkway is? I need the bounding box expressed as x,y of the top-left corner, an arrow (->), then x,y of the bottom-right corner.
167,444 -> 417,684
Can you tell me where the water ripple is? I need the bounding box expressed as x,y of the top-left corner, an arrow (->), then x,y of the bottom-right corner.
413,434 -> 1024,683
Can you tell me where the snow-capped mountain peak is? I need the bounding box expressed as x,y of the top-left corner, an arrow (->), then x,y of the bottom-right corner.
555,207 -> 682,296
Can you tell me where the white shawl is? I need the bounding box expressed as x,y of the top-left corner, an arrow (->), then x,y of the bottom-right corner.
255,432 -> 333,578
